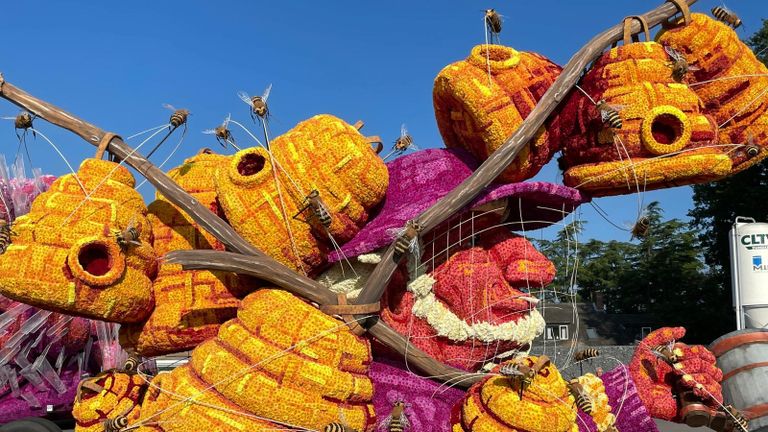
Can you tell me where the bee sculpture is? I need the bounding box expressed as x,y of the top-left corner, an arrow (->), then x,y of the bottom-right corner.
0,220 -> 13,255
664,46 -> 699,81
203,114 -> 238,150
1,111 -> 35,141
712,5 -> 742,29
631,215 -> 651,240
295,189 -> 332,230
102,415 -> 128,432
499,356 -> 551,399
114,218 -> 141,251
573,349 -> 600,362
324,422 -> 357,432
381,400 -> 411,432
383,124 -> 419,161
163,104 -> 190,130
567,379 -> 594,415
651,342 -> 680,365
725,405 -> 749,432
484,9 -> 503,43
238,84 -> 272,124
745,134 -> 760,158
596,100 -> 623,129
393,219 -> 422,258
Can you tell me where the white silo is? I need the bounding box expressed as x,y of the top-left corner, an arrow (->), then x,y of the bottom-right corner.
729,217 -> 768,330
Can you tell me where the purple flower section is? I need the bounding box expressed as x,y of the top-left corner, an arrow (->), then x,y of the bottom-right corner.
0,369 -> 80,424
370,358 -> 466,432
330,148 -> 588,262
577,365 -> 659,432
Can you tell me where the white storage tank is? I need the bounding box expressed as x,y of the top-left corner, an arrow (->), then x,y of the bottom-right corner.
729,217 -> 768,329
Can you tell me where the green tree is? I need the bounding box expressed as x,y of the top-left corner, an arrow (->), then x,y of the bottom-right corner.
689,19 -> 768,339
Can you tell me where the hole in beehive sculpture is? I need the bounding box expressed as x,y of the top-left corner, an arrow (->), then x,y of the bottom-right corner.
651,113 -> 684,145
237,152 -> 266,176
78,243 -> 113,276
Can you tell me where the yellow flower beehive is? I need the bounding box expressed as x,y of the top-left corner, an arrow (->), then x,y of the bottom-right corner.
120,150 -> 253,356
433,44 -> 562,183
555,26 -> 724,196
0,158 -> 157,322
452,356 -> 578,432
657,12 -> 768,173
216,114 -> 388,274
73,289 -> 377,432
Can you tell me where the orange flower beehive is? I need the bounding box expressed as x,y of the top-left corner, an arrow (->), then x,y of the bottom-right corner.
433,44 -> 562,183
120,150 -> 252,356
657,13 -> 768,172
0,159 -> 157,322
215,114 -> 388,274
555,38 -> 724,196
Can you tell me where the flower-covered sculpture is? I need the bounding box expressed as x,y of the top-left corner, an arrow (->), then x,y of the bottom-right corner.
382,228 -> 550,370
656,13 -> 768,172
629,327 -> 723,423
73,289 -> 377,432
0,158 -> 157,323
434,45 -> 562,182
215,114 -> 388,274
120,150 -> 252,356
555,18 -> 723,196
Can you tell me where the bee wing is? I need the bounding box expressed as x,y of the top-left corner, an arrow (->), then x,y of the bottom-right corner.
237,91 -> 253,106
688,65 -> 701,71
600,110 -> 612,122
664,45 -> 681,61
202,129 -> 217,135
262,83 -> 273,101
410,143 -> 420,151
385,227 -> 406,239
223,113 -> 232,126
401,414 -> 411,430
378,415 -> 393,431
162,103 -> 177,112
400,123 -> 408,137
0,116 -> 15,120
720,3 -> 736,15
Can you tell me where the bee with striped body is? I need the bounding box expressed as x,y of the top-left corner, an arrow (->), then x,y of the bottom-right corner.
163,104 -> 190,130
651,341 -> 680,365
664,46 -> 699,82
0,220 -> 14,255
725,405 -> 749,432
381,400 -> 410,432
499,356 -> 550,400
114,218 -> 142,252
392,219 -> 422,258
123,354 -> 141,374
568,379 -> 593,414
1,111 -> 36,141
203,114 -> 239,150
745,134 -> 760,159
295,189 -> 332,230
596,100 -> 623,129
573,348 -> 600,362
238,84 -> 272,124
712,5 -> 742,29
383,125 -> 419,161
324,423 -> 358,432
484,9 -> 502,44
631,215 -> 651,240
103,415 -> 128,432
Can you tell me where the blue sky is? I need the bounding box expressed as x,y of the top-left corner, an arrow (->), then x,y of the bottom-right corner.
0,1 -> 764,242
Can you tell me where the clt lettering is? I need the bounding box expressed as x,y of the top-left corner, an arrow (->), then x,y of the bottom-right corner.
742,234 -> 768,246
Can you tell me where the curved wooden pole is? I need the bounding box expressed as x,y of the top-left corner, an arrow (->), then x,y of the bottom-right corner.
353,0 -> 700,311
166,249 -> 482,387
0,76 -> 261,258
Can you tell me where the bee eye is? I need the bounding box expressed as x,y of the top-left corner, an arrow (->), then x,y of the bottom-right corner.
747,145 -> 760,157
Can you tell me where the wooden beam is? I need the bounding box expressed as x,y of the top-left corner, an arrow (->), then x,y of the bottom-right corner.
352,0 -> 699,311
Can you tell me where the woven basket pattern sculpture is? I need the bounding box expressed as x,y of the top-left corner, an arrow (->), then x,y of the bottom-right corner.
215,114 -> 388,274
0,159 -> 157,322
451,356 -> 578,432
120,150 -> 252,356
75,289 -> 376,432
657,13 -> 768,172
434,45 -> 562,183
556,40 -> 724,196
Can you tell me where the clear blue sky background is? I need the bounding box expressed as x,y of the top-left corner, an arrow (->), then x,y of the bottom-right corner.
0,1 -> 764,242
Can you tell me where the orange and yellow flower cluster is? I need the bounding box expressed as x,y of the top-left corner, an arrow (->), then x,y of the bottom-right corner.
434,44 -> 562,182
0,158 -> 157,322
